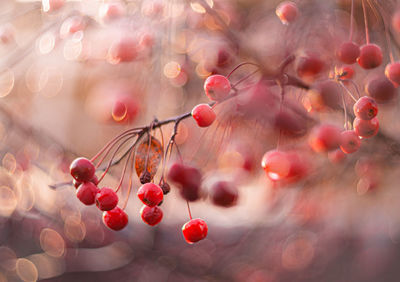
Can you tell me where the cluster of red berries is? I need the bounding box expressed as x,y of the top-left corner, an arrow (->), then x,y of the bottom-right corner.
70,157 -> 127,231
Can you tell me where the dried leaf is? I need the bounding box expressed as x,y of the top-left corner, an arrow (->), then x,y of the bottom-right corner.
135,136 -> 163,180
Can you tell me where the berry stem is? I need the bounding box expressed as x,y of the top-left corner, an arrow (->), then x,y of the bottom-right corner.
186,201 -> 193,220
340,88 -> 349,130
349,0 -> 355,41
361,0 -> 370,44
226,62 -> 260,78
122,145 -> 135,210
231,69 -> 260,88
339,81 -> 358,103
115,141 -> 136,193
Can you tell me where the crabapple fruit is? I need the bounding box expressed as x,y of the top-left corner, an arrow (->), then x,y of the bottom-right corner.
276,1 -> 298,25
308,124 -> 342,152
191,104 -> 216,127
204,75 -> 231,101
209,181 -> 238,207
76,182 -> 99,205
96,187 -> 119,211
357,44 -> 383,69
137,183 -> 164,207
353,117 -> 379,138
102,207 -> 128,231
140,205 -> 163,226
182,218 -> 208,244
353,96 -> 378,120
337,41 -> 360,64
365,76 -> 397,103
385,62 -> 400,85
70,157 -> 95,182
340,130 -> 361,154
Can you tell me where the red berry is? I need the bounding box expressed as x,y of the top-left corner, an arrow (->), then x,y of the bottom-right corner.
108,36 -> 138,64
353,117 -> 379,138
276,1 -> 298,25
140,205 -> 163,226
340,130 -> 361,154
209,181 -> 238,207
167,162 -> 186,183
96,187 -> 118,211
357,44 -> 383,69
308,124 -> 342,152
392,10 -> 400,33
191,104 -> 216,127
336,65 -> 355,80
308,80 -> 341,111
337,41 -> 360,64
385,62 -> 400,85
204,75 -> 231,101
365,76 -> 397,103
76,182 -> 99,205
70,157 -> 95,182
102,207 -> 128,231
353,96 -> 378,120
261,150 -> 291,181
296,53 -> 325,80
182,218 -> 208,244
137,183 -> 163,207
112,100 -> 127,122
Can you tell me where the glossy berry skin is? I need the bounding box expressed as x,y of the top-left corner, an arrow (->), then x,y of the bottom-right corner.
385,62 -> 400,85
309,124 -> 342,152
76,182 -> 99,205
353,117 -> 379,138
276,1 -> 298,25
365,76 -> 397,103
96,187 -> 118,211
137,183 -> 163,207
357,44 -> 383,69
261,150 -> 291,181
353,96 -> 378,120
102,207 -> 128,231
296,53 -> 324,80
70,157 -> 95,182
340,130 -> 361,154
182,218 -> 208,244
337,41 -> 360,64
192,104 -> 216,127
140,205 -> 163,226
204,75 -> 231,101
42,0 -> 64,12
336,66 -> 354,80
210,181 -> 238,207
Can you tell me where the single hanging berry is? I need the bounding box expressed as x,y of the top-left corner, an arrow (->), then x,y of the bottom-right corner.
337,41 -> 360,65
102,207 -> 128,231
96,187 -> 119,211
70,157 -> 95,182
385,62 -> 400,85
204,75 -> 231,101
340,130 -> 361,154
182,218 -> 208,244
353,96 -> 378,120
353,117 -> 379,138
276,1 -> 298,25
357,44 -> 383,69
191,104 -> 216,127
140,205 -> 163,226
76,182 -> 99,205
137,183 -> 164,207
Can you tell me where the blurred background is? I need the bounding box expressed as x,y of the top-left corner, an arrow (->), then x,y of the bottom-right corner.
1,0 -> 400,281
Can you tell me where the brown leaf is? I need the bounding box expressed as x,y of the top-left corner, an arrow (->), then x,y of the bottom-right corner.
135,135 -> 163,181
